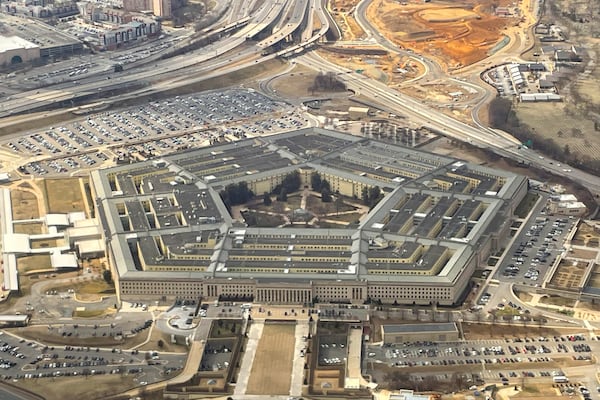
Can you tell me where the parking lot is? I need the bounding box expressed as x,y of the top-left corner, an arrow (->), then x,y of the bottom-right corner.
0,330 -> 185,385
367,334 -> 594,384
6,89 -> 310,176
491,211 -> 576,289
317,334 -> 347,366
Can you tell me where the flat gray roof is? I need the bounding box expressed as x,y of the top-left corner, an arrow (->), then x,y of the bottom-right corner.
92,126 -> 525,287
382,322 -> 458,334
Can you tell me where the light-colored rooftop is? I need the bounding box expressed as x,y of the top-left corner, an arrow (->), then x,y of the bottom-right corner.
0,35 -> 39,52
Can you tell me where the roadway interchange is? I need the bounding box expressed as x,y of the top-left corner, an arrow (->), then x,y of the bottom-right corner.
295,52 -> 600,196
1,0 -> 599,195
0,0 -> 309,117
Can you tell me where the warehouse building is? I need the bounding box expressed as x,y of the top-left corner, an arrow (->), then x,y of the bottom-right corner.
0,35 -> 39,66
0,14 -> 82,61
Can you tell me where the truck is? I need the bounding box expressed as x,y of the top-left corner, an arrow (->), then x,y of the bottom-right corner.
553,376 -> 569,383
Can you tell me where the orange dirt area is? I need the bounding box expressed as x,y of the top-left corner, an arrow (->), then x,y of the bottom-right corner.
366,0 -> 519,69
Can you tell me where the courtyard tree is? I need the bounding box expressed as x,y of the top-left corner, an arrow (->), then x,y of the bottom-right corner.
321,188 -> 332,203
276,187 -> 288,202
220,181 -> 254,209
263,192 -> 272,206
311,172 -> 322,192
274,170 -> 301,195
362,186 -> 384,208
103,269 -> 113,284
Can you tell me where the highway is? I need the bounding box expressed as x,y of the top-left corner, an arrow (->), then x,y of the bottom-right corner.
0,0 -> 291,117
296,52 -> 600,194
1,0 -> 599,196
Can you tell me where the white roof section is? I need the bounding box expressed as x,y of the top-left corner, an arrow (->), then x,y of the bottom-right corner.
73,218 -> 98,227
558,201 -> 586,209
68,224 -> 101,240
69,212 -> 87,224
50,252 -> 79,269
390,391 -> 432,400
77,239 -> 105,256
3,255 -> 18,291
0,314 -> 29,323
348,106 -> 369,113
558,194 -> 577,202
0,35 -> 39,52
45,214 -> 70,227
3,234 -> 30,253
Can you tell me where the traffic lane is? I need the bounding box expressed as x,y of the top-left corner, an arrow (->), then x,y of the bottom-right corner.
0,384 -> 39,400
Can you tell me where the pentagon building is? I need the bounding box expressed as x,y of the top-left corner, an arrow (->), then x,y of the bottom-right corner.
91,128 -> 527,305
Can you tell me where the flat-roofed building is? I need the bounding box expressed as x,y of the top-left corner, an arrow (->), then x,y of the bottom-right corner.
91,127 -> 528,306
382,322 -> 459,343
0,35 -> 39,66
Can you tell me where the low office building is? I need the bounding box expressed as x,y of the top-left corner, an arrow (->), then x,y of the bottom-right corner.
91,127 -> 527,305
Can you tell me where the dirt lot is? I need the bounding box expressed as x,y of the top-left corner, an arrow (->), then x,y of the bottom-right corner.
16,254 -> 53,274
365,0 -> 518,69
12,222 -> 45,235
14,373 -> 139,400
246,322 -> 295,395
329,0 -> 366,40
10,184 -> 40,220
41,178 -> 87,215
317,51 -> 424,86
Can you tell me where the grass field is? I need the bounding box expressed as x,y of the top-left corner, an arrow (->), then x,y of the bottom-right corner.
42,178 -> 86,214
515,102 -> 600,161
14,372 -> 139,400
13,222 -> 45,235
17,255 -> 52,273
13,324 -> 145,348
246,323 -> 295,395
514,192 -> 539,218
11,187 -> 40,220
49,278 -> 115,298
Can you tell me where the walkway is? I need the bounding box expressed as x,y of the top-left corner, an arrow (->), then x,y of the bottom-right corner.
233,321 -> 264,397
290,320 -> 309,397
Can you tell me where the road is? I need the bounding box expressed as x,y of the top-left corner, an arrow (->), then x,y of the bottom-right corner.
0,384 -> 42,400
296,51 -> 600,195
1,0 -> 598,197
354,0 -> 443,80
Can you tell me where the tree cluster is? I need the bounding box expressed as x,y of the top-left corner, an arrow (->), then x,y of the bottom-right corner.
273,171 -> 301,201
311,172 -> 333,203
220,181 -> 254,209
362,186 -> 384,208
309,72 -> 347,93
487,98 -> 600,176
102,269 -> 112,284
